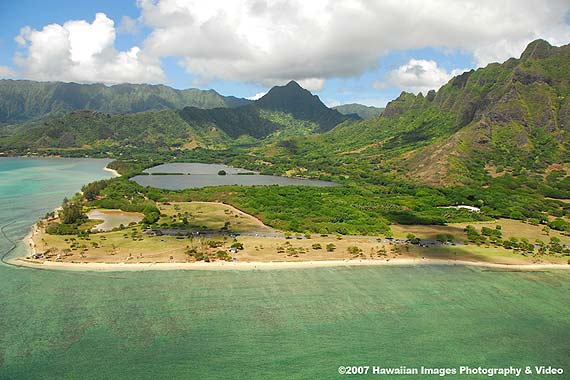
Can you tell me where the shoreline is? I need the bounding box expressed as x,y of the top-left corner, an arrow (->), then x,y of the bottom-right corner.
103,167 -> 121,177
10,257 -> 570,272
24,224 -> 38,257
21,213 -> 570,273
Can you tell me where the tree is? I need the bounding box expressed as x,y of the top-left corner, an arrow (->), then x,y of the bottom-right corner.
326,243 -> 336,252
406,233 -> 421,245
230,241 -> 244,250
548,218 -> 569,232
82,180 -> 109,201
59,200 -> 83,224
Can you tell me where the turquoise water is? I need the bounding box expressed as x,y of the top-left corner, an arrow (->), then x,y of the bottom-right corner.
0,157 -> 114,260
1,158 -> 570,379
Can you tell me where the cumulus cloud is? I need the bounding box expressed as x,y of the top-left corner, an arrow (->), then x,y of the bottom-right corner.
297,78 -> 325,92
246,91 -> 267,100
383,59 -> 467,94
8,1 -> 570,88
135,0 -> 570,88
14,13 -> 165,84
0,65 -> 17,78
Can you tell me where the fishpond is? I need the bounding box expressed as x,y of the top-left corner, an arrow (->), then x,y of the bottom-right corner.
131,162 -> 338,190
86,209 -> 144,232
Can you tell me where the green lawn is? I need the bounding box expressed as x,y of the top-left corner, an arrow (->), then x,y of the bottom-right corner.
1,264 -> 570,379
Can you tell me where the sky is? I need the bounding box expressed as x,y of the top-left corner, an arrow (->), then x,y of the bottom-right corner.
1,0 -> 570,107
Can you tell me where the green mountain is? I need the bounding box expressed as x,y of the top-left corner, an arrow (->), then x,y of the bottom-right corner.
333,103 -> 384,119
0,80 -> 251,125
317,39 -> 570,186
256,81 -> 356,130
0,109 -> 232,152
4,39 -> 569,189
171,81 -> 355,139
0,80 -> 355,153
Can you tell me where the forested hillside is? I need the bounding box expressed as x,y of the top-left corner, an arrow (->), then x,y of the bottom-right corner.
333,103 -> 384,119
3,39 -> 570,191
295,39 -> 570,186
0,80 -> 351,153
256,81 -> 355,131
0,80 -> 250,125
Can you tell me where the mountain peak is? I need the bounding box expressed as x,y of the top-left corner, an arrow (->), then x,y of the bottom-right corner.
285,80 -> 302,88
256,81 -> 355,131
256,81 -> 314,106
520,39 -> 554,60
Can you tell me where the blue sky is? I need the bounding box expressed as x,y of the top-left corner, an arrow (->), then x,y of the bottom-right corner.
1,0 -> 569,107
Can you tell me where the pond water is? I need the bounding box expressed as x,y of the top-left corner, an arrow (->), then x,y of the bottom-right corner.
87,209 -> 144,231
132,163 -> 338,190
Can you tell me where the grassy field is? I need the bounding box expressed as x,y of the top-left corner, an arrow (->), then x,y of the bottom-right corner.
33,227 -> 402,263
157,201 -> 274,233
392,218 -> 570,244
421,245 -> 568,264
1,263 -> 570,379
32,224 -> 561,265
32,204 -> 568,265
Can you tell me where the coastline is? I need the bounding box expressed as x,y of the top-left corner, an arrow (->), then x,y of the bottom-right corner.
11,257 -> 570,272
24,224 -> 38,257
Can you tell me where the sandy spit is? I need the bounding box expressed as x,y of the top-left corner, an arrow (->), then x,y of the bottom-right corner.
103,167 -> 121,177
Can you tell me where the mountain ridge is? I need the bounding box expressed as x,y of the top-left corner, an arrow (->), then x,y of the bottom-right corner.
0,79 -> 251,125
0,80 -> 350,151
333,103 -> 384,120
309,39 -> 570,186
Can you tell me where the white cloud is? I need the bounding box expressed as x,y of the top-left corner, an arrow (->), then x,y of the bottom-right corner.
246,91 -> 267,100
14,13 -> 165,84
385,59 -> 467,94
297,78 -> 325,92
0,65 -> 17,78
119,16 -> 141,35
135,0 -> 570,87
9,1 -> 570,88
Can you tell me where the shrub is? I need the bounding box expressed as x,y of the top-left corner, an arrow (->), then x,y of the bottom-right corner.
347,246 -> 363,256
216,250 -> 231,261
230,242 -> 244,250
207,240 -> 224,248
46,223 -> 79,235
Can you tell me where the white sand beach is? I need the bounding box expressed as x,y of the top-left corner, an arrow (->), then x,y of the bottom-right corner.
12,257 -> 570,272
103,167 -> 121,177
